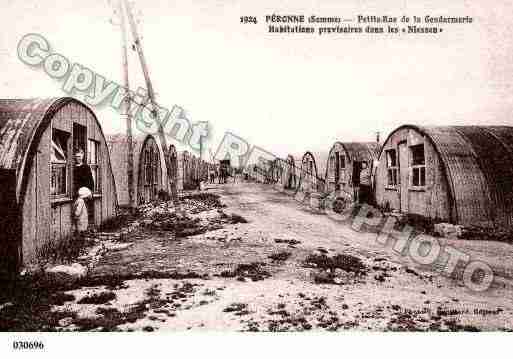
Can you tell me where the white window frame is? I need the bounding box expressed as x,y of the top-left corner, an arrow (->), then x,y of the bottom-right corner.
410,144 -> 426,189
385,149 -> 398,188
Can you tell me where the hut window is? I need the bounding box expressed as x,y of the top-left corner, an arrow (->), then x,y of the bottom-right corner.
73,123 -> 86,154
385,149 -> 398,186
87,139 -> 101,193
51,129 -> 69,196
410,144 -> 426,187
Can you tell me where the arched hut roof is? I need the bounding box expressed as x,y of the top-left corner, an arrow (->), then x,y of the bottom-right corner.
0,97 -> 117,202
331,142 -> 380,163
301,151 -> 329,181
138,134 -> 169,192
326,141 -> 381,176
380,125 -> 513,227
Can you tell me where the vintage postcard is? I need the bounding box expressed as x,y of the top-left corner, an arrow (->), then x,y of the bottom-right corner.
0,0 -> 512,356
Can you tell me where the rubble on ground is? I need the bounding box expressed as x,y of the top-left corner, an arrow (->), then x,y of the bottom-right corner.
135,194 -> 246,238
138,193 -> 224,219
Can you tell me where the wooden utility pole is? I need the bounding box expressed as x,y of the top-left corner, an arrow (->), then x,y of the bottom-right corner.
119,0 -> 135,212
123,0 -> 178,204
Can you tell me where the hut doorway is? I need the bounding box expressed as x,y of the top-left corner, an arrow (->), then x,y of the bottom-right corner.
398,141 -> 409,212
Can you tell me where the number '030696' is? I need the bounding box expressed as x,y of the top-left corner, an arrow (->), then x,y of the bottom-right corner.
13,341 -> 44,350
240,16 -> 257,24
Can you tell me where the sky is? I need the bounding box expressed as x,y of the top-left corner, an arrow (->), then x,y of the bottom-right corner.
1,0 -> 513,158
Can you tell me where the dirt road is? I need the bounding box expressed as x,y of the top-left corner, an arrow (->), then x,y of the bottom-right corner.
3,182 -> 513,331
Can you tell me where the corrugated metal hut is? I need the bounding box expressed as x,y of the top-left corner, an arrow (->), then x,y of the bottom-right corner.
107,134 -> 180,205
375,125 -> 513,228
0,97 -> 118,274
298,151 -> 328,193
136,134 -> 169,203
325,142 -> 380,196
179,151 -> 195,190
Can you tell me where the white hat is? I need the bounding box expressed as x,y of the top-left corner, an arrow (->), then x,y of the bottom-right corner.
78,187 -> 92,198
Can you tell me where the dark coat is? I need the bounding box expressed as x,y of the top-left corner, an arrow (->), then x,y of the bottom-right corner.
74,164 -> 94,194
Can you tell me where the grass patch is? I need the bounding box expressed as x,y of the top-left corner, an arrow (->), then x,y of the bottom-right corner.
304,254 -> 367,275
77,291 -> 116,305
35,234 -> 92,266
268,251 -> 292,262
218,262 -> 271,281
223,303 -> 249,316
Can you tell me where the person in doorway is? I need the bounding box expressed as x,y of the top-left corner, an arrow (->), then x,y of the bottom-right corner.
74,187 -> 91,234
74,148 -> 94,193
351,157 -> 362,203
359,161 -> 371,204
73,148 -> 94,231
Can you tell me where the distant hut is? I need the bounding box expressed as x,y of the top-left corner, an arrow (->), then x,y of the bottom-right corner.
0,98 -> 118,274
298,151 -> 328,193
107,134 -> 171,205
325,142 -> 380,197
166,144 -> 178,194
179,151 -> 196,190
283,155 -> 298,190
137,134 -> 168,203
375,125 -> 513,228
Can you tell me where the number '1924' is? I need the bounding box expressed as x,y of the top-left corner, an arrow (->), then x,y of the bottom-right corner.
240,16 -> 257,24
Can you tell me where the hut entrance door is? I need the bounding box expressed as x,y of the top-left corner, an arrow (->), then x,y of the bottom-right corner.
398,142 -> 409,212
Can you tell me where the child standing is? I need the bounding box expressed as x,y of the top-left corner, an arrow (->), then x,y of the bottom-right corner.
74,187 -> 91,234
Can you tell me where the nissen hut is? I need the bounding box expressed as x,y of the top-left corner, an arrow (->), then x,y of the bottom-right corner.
179,151 -> 194,190
108,134 -> 179,205
325,142 -> 380,196
137,134 -> 169,203
375,125 -> 513,228
0,98 -> 118,274
298,151 -> 328,193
